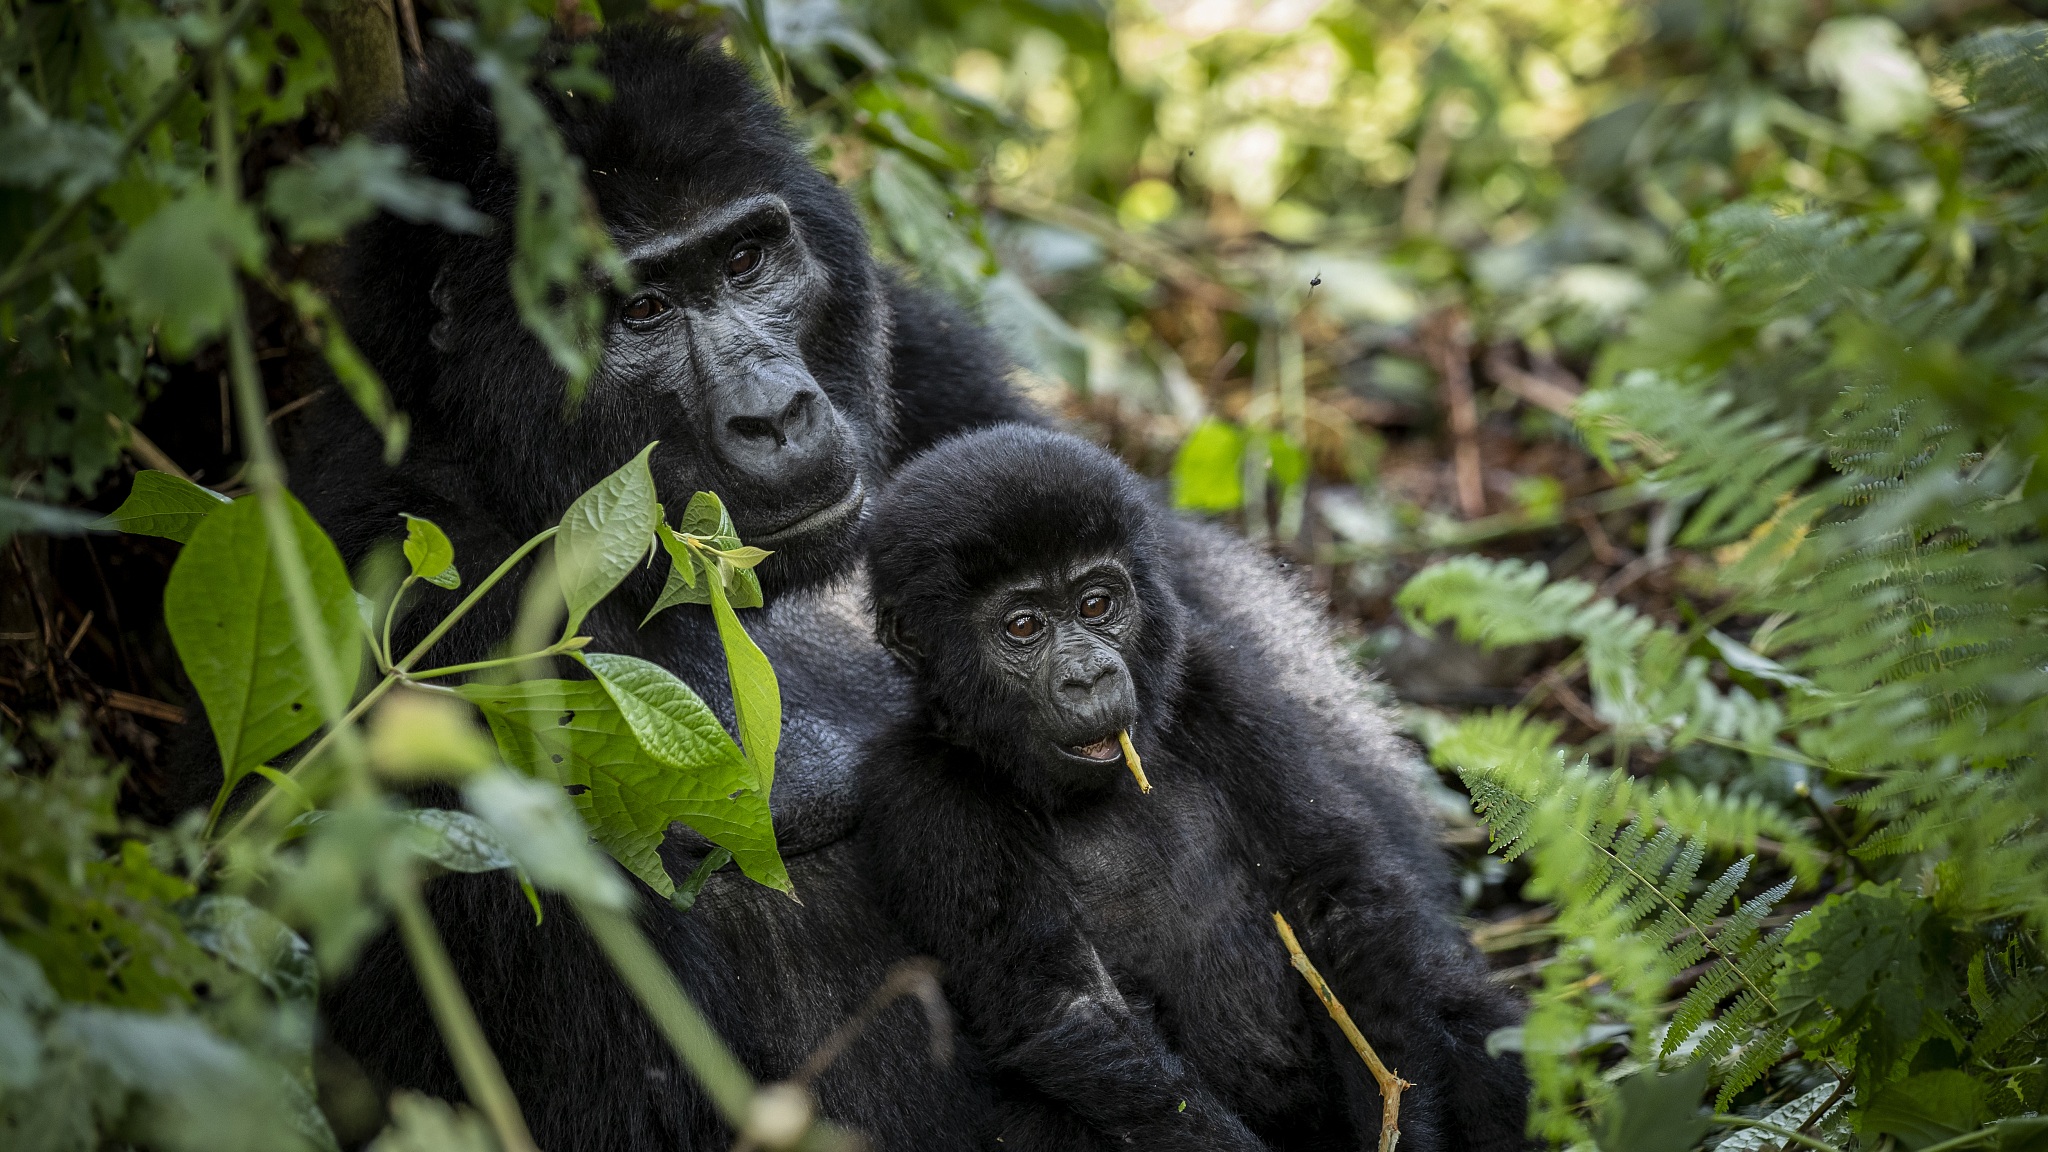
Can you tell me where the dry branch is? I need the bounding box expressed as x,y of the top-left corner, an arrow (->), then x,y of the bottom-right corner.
1272,912 -> 1411,1152
1420,309 -> 1484,519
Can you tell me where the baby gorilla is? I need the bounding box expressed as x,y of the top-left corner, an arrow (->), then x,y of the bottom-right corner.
858,426 -> 1529,1151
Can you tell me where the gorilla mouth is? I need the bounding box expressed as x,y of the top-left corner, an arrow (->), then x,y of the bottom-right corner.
1067,736 -> 1122,762
752,477 -> 866,545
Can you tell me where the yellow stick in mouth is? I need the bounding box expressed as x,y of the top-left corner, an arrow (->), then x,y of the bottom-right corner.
1118,730 -> 1151,794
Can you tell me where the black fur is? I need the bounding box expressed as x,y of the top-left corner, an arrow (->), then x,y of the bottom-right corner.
859,427 -> 1530,1151
166,25 -> 1044,1151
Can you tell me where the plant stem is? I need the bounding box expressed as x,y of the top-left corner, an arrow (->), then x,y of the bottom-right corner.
1709,1114 -> 1845,1152
212,0 -> 366,811
397,527 -> 560,670
386,870 -> 541,1152
403,637 -> 586,682
0,0 -> 264,299
382,575 -> 414,672
1914,1127 -> 2008,1152
574,899 -> 756,1128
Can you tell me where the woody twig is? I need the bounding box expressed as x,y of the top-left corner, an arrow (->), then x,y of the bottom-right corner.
1272,912 -> 1411,1152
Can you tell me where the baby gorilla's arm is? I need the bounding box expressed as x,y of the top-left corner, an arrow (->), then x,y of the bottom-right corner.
861,768 -> 1264,1151
955,909 -> 1266,1150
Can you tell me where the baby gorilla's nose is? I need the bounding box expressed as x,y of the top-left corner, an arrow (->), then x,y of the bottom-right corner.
1058,660 -> 1119,698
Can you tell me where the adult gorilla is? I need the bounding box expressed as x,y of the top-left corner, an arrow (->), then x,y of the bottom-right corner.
164,22 -> 1492,1151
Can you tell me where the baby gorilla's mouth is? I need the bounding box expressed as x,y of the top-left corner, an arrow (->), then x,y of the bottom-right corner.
1068,736 -> 1122,762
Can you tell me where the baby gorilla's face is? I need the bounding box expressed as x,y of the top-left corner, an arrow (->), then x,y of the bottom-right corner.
975,553 -> 1141,789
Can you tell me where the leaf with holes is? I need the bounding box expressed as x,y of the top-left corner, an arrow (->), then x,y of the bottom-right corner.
583,652 -> 788,895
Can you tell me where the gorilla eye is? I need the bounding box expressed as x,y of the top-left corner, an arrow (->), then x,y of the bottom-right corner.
726,244 -> 763,280
1079,594 -> 1112,620
622,294 -> 671,323
1004,613 -> 1042,641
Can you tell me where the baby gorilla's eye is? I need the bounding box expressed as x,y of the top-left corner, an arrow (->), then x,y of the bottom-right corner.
726,244 -> 763,280
1004,613 -> 1042,641
622,294 -> 670,322
1079,594 -> 1112,620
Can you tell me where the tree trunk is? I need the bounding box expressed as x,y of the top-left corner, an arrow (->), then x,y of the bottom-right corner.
308,0 -> 407,133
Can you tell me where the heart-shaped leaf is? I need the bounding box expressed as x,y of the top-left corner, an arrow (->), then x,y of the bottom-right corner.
400,514 -> 460,589
556,443 -> 660,636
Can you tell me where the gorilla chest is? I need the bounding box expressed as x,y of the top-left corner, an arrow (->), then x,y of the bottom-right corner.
1050,789 -> 1313,1087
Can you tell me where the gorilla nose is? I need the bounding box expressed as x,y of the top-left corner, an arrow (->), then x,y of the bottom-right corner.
1059,662 -> 1119,698
713,361 -> 841,481
727,391 -> 819,450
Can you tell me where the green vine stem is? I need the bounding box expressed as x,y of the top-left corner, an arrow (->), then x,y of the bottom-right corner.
204,14 -> 541,1152
574,899 -> 757,1127
386,867 -> 542,1152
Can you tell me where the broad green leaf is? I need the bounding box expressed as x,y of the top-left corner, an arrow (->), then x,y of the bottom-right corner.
461,770 -> 631,910
582,653 -> 790,894
400,514 -> 460,589
0,88 -> 120,198
95,470 -> 231,542
51,1006 -> 337,1152
1861,1071 -> 1988,1149
1595,1064 -> 1711,1152
102,187 -> 267,358
1267,431 -> 1309,487
1172,418 -> 1247,511
458,676 -> 787,897
164,495 -> 359,787
679,489 -> 739,540
708,574 -> 780,796
181,896 -> 317,1008
981,269 -> 1089,391
264,138 -> 487,245
556,442 -> 660,636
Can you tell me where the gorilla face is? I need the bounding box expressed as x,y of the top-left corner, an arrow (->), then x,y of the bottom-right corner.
865,426 -> 1189,808
346,29 -> 894,595
976,554 -> 1141,791
597,191 -> 870,558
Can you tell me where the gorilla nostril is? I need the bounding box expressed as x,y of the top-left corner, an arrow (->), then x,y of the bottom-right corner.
727,413 -> 787,447
727,390 -> 821,451
779,391 -> 814,434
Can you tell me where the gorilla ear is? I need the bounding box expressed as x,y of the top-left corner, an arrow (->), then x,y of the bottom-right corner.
428,263 -> 454,352
874,607 -> 923,673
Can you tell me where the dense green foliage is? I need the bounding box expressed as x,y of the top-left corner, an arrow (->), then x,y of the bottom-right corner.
4,0 -> 2046,1148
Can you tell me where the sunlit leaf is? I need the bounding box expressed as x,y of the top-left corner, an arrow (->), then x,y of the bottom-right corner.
264,138 -> 488,245
400,514 -> 460,589
1172,418 -> 1246,511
